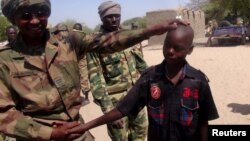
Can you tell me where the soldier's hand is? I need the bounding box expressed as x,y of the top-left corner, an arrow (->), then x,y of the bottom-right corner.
50,121 -> 81,141
143,19 -> 189,38
111,119 -> 124,129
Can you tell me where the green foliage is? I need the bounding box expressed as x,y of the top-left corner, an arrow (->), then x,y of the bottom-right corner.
94,23 -> 102,32
0,16 -> 11,41
190,0 -> 250,24
122,17 -> 146,29
61,19 -> 93,34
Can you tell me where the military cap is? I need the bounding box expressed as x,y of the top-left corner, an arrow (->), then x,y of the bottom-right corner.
98,1 -> 121,19
51,23 -> 68,34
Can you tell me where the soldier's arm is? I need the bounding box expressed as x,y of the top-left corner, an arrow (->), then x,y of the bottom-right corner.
86,53 -> 114,113
71,19 -> 188,56
78,56 -> 91,94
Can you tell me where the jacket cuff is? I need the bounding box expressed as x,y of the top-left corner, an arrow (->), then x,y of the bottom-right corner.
38,126 -> 53,141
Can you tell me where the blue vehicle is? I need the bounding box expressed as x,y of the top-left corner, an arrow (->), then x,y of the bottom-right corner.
207,25 -> 247,46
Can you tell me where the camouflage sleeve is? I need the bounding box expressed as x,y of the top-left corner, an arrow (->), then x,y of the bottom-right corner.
70,29 -> 148,57
86,53 -> 114,113
0,65 -> 52,140
131,44 -> 148,73
78,56 -> 90,93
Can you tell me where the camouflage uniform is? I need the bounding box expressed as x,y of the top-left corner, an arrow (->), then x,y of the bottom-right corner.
73,29 -> 91,105
0,27 -> 148,141
86,27 -> 148,141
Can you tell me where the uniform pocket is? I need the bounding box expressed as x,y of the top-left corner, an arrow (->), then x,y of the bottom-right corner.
180,99 -> 199,127
147,104 -> 165,125
101,54 -> 122,78
12,70 -> 40,85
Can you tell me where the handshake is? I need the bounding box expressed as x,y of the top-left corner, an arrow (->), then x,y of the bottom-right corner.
50,121 -> 87,141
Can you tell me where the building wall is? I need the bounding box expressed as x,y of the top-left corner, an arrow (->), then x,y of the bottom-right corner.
146,9 -> 205,46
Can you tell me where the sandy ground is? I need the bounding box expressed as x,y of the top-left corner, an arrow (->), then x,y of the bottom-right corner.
80,42 -> 250,141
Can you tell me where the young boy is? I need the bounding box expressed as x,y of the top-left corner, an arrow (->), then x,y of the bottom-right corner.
69,24 -> 219,141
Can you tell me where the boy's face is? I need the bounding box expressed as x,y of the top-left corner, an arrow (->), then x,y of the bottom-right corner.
163,26 -> 193,65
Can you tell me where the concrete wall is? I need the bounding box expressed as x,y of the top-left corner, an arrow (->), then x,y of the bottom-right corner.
146,9 -> 205,46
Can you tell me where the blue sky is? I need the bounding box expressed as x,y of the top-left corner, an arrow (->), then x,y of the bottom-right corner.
49,0 -> 190,29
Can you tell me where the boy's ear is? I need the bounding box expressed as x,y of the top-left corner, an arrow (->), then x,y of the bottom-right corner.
187,45 -> 194,54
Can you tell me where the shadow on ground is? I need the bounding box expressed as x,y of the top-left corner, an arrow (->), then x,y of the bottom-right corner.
227,103 -> 250,115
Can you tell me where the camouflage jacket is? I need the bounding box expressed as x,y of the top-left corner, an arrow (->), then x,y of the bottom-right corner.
86,27 -> 148,112
0,29 -> 147,140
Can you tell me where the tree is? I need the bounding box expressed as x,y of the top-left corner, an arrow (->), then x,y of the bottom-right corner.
0,16 -> 11,41
94,23 -> 102,32
188,0 -> 250,25
187,0 -> 209,10
122,17 -> 146,29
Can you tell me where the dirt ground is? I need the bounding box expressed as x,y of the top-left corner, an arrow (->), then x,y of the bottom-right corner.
80,42 -> 250,141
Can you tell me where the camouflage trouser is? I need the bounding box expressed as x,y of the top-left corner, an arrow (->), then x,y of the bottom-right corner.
106,92 -> 148,141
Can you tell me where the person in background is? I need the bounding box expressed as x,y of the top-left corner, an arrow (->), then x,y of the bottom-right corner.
73,23 -> 83,32
68,24 -> 219,141
51,23 -> 69,43
0,25 -> 18,48
73,23 -> 91,106
86,1 -> 148,140
6,26 -> 18,43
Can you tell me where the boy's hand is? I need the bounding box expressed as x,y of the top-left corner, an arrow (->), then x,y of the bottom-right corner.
111,119 -> 124,129
143,19 -> 189,38
50,121 -> 81,141
68,124 -> 86,135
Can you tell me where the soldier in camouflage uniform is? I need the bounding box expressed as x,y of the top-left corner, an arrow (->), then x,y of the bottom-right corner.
86,1 -> 148,141
73,23 -> 91,106
0,0 -> 186,140
51,23 -> 69,43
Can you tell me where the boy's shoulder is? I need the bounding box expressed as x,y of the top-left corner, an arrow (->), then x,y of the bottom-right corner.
140,65 -> 156,77
187,64 -> 210,82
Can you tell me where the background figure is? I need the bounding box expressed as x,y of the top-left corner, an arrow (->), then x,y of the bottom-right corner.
6,26 -> 18,43
51,23 -> 69,42
73,23 -> 91,106
86,1 -> 148,141
73,23 -> 83,31
0,25 -> 17,48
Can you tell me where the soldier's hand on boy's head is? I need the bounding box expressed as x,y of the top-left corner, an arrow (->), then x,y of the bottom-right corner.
143,19 -> 189,38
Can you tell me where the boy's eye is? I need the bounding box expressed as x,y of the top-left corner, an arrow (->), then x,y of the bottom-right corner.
174,45 -> 186,52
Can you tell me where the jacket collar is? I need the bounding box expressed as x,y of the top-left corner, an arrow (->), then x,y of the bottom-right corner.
154,60 -> 196,80
8,30 -> 59,70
